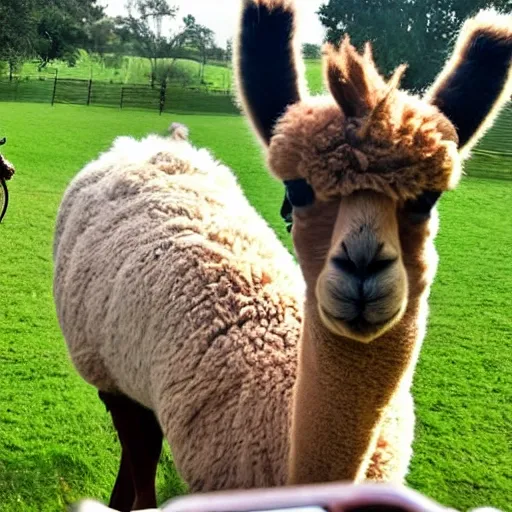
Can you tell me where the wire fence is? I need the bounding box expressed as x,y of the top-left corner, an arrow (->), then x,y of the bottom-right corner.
0,75 -> 240,115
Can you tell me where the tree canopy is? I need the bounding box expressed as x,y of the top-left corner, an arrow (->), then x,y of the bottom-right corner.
115,1 -> 207,86
183,15 -> 215,80
318,0 -> 512,91
303,43 -> 321,59
0,0 -> 104,72
0,0 -> 35,76
0,0 -> 225,87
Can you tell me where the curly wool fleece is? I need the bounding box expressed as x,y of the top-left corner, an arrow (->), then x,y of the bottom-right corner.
53,133 -> 306,489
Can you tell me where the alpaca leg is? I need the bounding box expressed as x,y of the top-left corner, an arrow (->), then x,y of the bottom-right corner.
99,391 -> 136,511
109,451 -> 136,511
99,391 -> 163,511
127,405 -> 163,510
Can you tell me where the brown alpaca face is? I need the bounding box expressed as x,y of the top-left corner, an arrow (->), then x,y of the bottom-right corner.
291,190 -> 408,343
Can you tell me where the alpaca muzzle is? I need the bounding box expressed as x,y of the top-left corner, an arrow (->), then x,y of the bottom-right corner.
315,192 -> 408,343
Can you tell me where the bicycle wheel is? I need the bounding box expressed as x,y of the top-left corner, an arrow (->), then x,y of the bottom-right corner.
0,178 -> 8,223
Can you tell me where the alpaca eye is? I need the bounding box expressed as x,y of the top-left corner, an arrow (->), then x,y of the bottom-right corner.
403,190 -> 442,223
284,179 -> 315,208
281,180 -> 315,233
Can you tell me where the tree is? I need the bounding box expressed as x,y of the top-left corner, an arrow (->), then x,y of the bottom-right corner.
207,46 -> 226,62
317,0 -> 512,91
48,0 -> 104,23
87,17 -> 118,58
116,0 -> 193,87
226,38 -> 233,64
302,43 -> 321,59
0,0 -> 35,79
183,15 -> 215,82
0,0 -> 104,75
34,6 -> 88,69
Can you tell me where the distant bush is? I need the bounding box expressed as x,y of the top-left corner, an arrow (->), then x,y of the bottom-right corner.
303,43 -> 321,59
104,54 -> 124,69
155,61 -> 196,87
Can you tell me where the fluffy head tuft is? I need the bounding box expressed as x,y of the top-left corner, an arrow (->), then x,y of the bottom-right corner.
324,36 -> 388,118
267,38 -> 461,201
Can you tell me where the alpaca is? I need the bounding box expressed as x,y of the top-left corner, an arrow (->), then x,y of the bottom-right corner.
53,2 -> 512,510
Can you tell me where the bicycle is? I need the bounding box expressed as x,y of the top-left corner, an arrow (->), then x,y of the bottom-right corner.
0,137 -> 15,223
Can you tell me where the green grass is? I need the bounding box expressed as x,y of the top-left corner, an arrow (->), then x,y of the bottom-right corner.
0,103 -> 510,511
304,59 -> 326,95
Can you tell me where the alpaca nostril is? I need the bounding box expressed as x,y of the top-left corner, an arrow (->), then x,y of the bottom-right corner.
332,256 -> 359,276
331,255 -> 397,279
366,257 -> 398,274
333,240 -> 398,279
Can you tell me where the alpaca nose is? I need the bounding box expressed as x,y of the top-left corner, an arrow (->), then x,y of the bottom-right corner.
326,234 -> 401,321
332,244 -> 397,283
331,250 -> 397,309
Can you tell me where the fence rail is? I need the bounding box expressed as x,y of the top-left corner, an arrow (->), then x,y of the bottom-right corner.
0,76 -> 240,115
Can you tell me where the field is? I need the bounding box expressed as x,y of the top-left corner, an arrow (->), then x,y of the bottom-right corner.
17,52 -> 233,90
10,54 -> 326,95
0,102 -> 510,512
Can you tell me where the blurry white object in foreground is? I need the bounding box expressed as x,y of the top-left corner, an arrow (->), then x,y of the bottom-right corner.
71,483 -> 504,512
72,500 -> 156,512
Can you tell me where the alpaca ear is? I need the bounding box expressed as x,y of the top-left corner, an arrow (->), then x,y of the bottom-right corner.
426,9 -> 512,156
235,0 -> 307,145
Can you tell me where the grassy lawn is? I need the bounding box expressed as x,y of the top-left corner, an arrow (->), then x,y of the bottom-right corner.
0,102 -> 510,511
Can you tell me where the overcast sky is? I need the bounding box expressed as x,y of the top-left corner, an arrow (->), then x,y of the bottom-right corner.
99,0 -> 326,46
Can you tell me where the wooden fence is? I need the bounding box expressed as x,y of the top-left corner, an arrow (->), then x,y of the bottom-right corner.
0,76 -> 240,115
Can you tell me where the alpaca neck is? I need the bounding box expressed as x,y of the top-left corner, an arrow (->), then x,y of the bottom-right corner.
287,216 -> 436,484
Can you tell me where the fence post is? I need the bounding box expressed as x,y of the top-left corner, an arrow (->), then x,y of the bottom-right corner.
120,87 -> 125,109
51,71 -> 58,106
159,80 -> 166,115
87,79 -> 93,106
